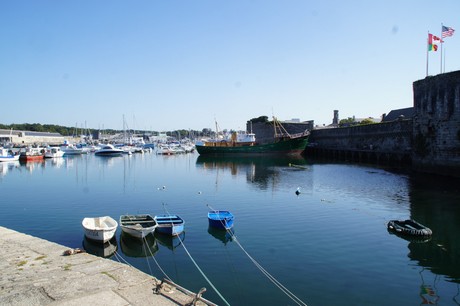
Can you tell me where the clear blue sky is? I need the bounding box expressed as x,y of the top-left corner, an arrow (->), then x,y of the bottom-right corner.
1,1 -> 459,132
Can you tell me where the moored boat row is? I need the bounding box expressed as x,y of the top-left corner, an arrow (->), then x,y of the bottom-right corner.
82,209 -> 234,244
82,213 -> 188,243
10,142 -> 154,162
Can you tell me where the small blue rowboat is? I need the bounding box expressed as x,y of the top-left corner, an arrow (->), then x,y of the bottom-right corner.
154,214 -> 185,236
208,210 -> 234,230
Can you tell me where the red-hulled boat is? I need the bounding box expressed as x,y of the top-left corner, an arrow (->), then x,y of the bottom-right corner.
19,147 -> 45,162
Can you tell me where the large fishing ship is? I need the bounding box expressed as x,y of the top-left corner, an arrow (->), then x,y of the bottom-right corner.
195,117 -> 309,156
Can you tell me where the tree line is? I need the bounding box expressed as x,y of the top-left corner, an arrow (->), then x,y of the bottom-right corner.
0,123 -> 211,140
0,117 -> 272,139
0,123 -> 77,136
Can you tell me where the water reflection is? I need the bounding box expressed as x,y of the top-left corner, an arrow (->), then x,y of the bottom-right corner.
208,226 -> 234,245
418,268 -> 440,305
155,232 -> 185,251
82,236 -> 117,258
196,155 -> 311,190
0,161 -> 20,177
51,157 -> 64,168
96,155 -> 123,167
120,232 -> 159,257
19,159 -> 46,173
407,238 -> 460,283
407,174 -> 460,283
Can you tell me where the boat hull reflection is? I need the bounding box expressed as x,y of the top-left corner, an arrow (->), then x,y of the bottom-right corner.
120,232 -> 159,257
208,226 -> 234,245
155,231 -> 185,251
82,236 -> 117,258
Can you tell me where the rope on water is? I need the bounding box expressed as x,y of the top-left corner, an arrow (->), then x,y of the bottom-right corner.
141,238 -> 154,276
177,233 -> 231,306
108,234 -> 172,283
142,235 -> 173,282
165,204 -> 231,306
229,231 -> 308,306
205,204 -> 307,306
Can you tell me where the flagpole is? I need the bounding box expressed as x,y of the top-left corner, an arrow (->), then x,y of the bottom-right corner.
440,23 -> 443,74
426,31 -> 429,77
444,47 -> 446,73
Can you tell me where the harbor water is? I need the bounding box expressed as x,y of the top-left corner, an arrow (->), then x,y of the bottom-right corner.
1,152 -> 459,305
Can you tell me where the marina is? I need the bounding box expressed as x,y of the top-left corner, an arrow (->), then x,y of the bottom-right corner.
0,151 -> 459,305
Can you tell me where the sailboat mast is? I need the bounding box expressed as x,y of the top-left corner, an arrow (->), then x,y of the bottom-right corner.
273,116 -> 278,138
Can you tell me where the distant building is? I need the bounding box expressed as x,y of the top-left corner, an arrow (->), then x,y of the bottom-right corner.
332,110 -> 339,126
247,118 -> 313,144
0,129 -> 65,145
382,107 -> 414,122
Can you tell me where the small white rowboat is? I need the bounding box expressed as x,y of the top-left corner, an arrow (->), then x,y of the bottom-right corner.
82,216 -> 118,243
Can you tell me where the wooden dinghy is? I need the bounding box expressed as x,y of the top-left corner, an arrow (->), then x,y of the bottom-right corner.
120,214 -> 158,239
82,216 -> 118,243
208,210 -> 234,230
154,214 -> 185,236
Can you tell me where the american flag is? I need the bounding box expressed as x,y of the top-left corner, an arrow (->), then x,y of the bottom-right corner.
442,25 -> 455,38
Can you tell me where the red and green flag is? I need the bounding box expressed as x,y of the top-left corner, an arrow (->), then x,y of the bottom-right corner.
428,33 -> 441,51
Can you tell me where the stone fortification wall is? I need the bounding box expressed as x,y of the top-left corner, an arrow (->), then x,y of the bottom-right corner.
412,71 -> 460,177
309,120 -> 412,151
307,120 -> 412,164
305,70 -> 460,177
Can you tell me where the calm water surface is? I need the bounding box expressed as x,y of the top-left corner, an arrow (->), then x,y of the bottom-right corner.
1,152 -> 459,306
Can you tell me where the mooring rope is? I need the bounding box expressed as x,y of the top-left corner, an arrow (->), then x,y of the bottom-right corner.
142,235 -> 173,282
178,234 -> 231,306
107,233 -> 173,283
229,232 -> 307,306
164,204 -> 231,306
141,237 -> 154,276
205,204 -> 307,306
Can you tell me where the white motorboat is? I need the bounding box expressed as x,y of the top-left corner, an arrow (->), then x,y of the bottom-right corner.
0,148 -> 19,162
94,144 -> 124,156
44,147 -> 65,158
156,144 -> 175,155
82,216 -> 118,243
120,214 -> 158,239
60,143 -> 83,156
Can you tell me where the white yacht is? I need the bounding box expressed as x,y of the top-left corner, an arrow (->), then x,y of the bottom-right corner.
94,144 -> 124,156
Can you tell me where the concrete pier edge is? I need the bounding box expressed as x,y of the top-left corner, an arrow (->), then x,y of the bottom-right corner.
0,226 -> 215,305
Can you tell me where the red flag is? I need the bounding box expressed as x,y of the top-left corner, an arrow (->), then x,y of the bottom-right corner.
428,33 -> 441,51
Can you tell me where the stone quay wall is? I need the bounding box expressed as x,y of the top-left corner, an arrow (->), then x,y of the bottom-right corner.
412,71 -> 460,177
307,119 -> 413,165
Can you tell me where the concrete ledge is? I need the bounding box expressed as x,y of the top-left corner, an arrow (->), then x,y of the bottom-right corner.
0,226 -> 214,306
